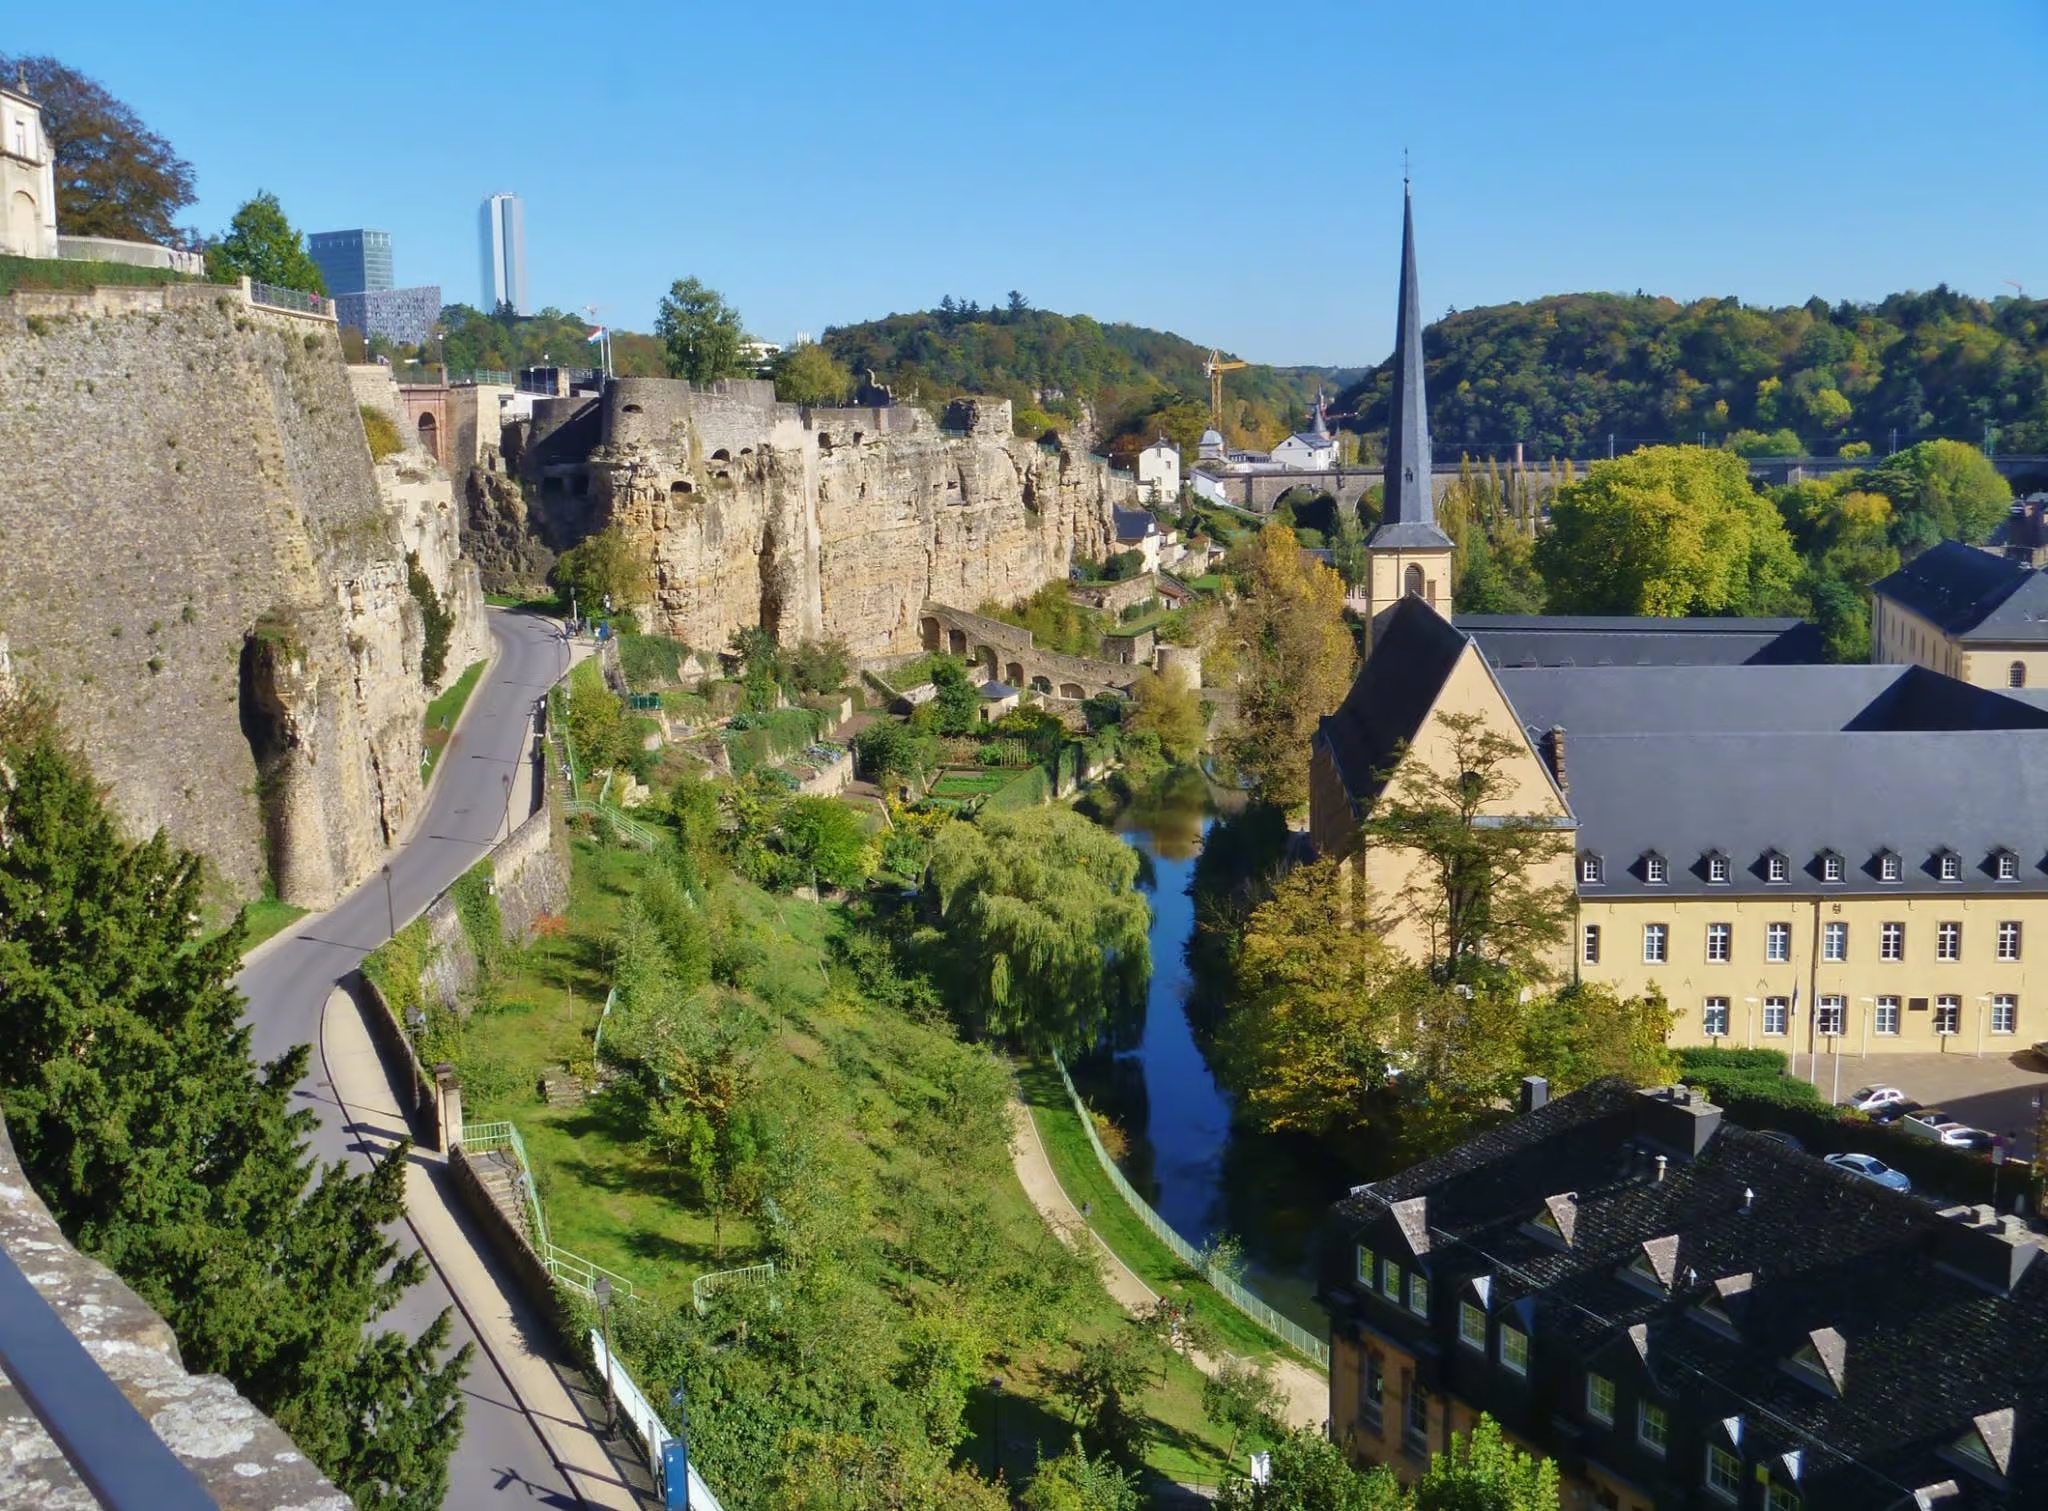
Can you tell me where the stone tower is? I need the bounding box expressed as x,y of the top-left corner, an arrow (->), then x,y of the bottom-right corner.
1362,181 -> 1453,641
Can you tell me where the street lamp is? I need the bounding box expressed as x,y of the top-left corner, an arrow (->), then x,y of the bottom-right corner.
381,863 -> 395,941
594,1277 -> 616,1436
987,1376 -> 1004,1481
502,771 -> 514,841
405,1004 -> 425,1058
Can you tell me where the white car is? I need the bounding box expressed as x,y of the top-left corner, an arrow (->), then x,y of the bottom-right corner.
1903,1110 -> 1987,1148
1848,1086 -> 1907,1112
1824,1152 -> 1913,1193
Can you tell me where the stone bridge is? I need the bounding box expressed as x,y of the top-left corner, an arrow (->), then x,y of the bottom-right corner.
918,603 -> 1138,699
1194,461 -> 1573,515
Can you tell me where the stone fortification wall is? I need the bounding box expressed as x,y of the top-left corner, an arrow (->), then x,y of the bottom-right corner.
544,378 -> 1130,656
0,285 -> 484,905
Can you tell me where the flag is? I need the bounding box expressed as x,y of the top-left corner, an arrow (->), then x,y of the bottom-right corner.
587,327 -> 605,343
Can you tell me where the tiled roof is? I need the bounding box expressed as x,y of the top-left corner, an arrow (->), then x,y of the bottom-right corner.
1315,598 -> 1466,809
1873,541 -> 2048,641
1324,1081 -> 2048,1506
1457,614 -> 1825,667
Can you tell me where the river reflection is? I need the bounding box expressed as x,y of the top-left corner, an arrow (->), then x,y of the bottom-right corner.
1077,771 -> 1343,1330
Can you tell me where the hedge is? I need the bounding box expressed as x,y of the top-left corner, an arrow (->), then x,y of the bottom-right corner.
724,707 -> 827,776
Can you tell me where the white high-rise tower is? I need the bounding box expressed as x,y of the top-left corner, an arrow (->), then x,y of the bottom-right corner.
478,193 -> 528,316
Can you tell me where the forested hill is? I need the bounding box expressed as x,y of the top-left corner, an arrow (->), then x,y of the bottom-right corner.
1336,287 -> 2048,460
819,301 -> 1359,457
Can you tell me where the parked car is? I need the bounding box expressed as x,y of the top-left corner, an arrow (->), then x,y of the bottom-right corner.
1848,1086 -> 1908,1112
1824,1152 -> 1913,1193
1866,1099 -> 1923,1126
1949,1128 -> 1997,1152
1903,1110 -> 1987,1147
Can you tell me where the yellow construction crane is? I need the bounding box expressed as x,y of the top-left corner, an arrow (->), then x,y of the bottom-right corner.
1204,349 -> 1248,435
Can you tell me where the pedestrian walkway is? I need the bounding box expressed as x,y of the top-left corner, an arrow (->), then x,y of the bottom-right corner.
1006,1101 -> 1328,1432
321,985 -> 655,1509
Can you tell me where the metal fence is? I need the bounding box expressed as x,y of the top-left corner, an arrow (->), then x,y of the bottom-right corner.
458,1120 -> 635,1302
590,1328 -> 726,1511
1049,1053 -> 1331,1369
692,1262 -> 776,1316
248,280 -> 333,318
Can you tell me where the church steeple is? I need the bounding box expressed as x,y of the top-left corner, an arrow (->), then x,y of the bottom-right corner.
1309,386 -> 1329,438
1373,179 -> 1449,547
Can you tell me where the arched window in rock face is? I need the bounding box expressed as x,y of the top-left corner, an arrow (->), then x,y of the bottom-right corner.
1404,563 -> 1425,599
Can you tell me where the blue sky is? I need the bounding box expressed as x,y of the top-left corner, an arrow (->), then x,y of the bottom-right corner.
15,0 -> 2046,364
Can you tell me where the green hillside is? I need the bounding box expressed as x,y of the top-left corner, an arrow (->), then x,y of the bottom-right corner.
820,300 -> 1359,457
1336,287 -> 2048,460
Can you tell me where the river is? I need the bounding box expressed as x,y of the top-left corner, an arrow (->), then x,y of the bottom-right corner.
1076,772 -> 1346,1332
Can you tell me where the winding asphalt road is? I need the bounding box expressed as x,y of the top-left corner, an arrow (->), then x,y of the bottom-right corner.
235,608 -> 580,1509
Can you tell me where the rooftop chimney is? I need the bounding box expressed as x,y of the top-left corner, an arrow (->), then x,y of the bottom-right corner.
1934,1203 -> 2045,1294
1538,726 -> 1568,796
1520,1075 -> 1550,1114
1635,1085 -> 1724,1160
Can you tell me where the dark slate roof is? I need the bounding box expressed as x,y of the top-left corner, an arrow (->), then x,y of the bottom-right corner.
1113,508 -> 1159,540
1873,541 -> 2048,641
979,680 -> 1017,699
1493,663 -> 2048,896
1457,615 -> 1826,668
1367,518 -> 1456,549
1316,597 -> 1466,806
1323,1081 -> 2048,1508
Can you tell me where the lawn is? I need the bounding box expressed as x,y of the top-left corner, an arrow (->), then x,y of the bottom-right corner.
236,896 -> 307,953
1017,1060 -> 1325,1372
928,767 -> 1019,799
485,589 -> 562,613
448,820 -> 1268,1491
420,659 -> 488,781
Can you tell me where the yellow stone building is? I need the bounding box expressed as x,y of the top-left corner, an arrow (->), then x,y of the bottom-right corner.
1870,538 -> 2048,689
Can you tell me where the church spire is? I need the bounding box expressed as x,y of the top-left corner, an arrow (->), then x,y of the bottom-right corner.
1375,179 -> 1448,545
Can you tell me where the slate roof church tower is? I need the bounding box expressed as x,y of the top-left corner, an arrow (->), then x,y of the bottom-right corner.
1362,181 -> 1454,643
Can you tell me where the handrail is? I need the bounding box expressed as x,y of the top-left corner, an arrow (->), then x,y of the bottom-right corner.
0,1248 -> 218,1509
590,1329 -> 724,1510
692,1261 -> 777,1316
457,1119 -> 635,1301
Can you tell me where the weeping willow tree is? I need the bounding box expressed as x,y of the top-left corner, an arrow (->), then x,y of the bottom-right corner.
929,809 -> 1151,1050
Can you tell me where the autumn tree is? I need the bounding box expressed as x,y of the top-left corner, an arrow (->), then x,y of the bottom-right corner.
1365,711 -> 1574,983
205,191 -> 326,293
0,54 -> 195,244
929,808 -> 1150,1049
1533,446 -> 1802,616
773,342 -> 854,406
657,276 -> 746,384
1226,521 -> 1356,809
553,524 -> 653,617
1413,1416 -> 1561,1511
1123,669 -> 1206,767
1518,981 -> 1676,1093
781,796 -> 876,893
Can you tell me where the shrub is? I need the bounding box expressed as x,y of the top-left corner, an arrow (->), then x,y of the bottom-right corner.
618,632 -> 691,688
404,552 -> 453,687
360,404 -> 404,462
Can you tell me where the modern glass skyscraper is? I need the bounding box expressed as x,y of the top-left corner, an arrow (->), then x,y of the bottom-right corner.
478,194 -> 528,316
307,229 -> 393,296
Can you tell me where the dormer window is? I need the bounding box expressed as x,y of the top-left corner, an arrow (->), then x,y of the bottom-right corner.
1764,850 -> 1789,885
1643,852 -> 1668,885
1580,853 -> 1604,886
1994,849 -> 2019,883
1819,850 -> 1844,884
1937,849 -> 1961,883
1705,851 -> 1730,885
1785,1328 -> 1847,1397
1623,1236 -> 1680,1295
1878,850 -> 1902,884
1945,1407 -> 2014,1486
1526,1193 -> 1577,1248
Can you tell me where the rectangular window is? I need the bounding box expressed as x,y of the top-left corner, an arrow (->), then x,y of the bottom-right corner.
1706,1444 -> 1743,1500
1823,921 -> 1847,961
1763,996 -> 1788,1036
1817,996 -> 1845,1036
1703,997 -> 1730,1037
1766,922 -> 1790,962
1645,855 -> 1668,884
1936,996 -> 1961,1035
1823,853 -> 1844,883
1938,922 -> 1961,961
1881,853 -> 1902,882
1766,1486 -> 1801,1511
1767,853 -> 1788,883
1499,1325 -> 1530,1376
1708,855 -> 1729,883
1706,923 -> 1731,962
1381,1261 -> 1402,1300
2000,921 -> 2022,962
1638,1401 -> 1669,1456
1584,924 -> 1601,965
1458,1302 -> 1486,1351
1940,852 -> 1961,882
1405,1380 -> 1430,1455
1881,921 -> 1904,961
1875,997 -> 1900,1036
1356,1246 -> 1377,1288
1408,1272 -> 1430,1317
1359,1351 -> 1384,1430
1993,995 -> 2017,1035
1998,852 -> 2018,882
1586,1373 -> 1615,1425
1644,924 -> 1668,964
1581,855 -> 1603,885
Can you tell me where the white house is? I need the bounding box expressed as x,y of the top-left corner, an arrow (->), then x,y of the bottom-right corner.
1,82 -> 58,260
1113,508 -> 1164,573
1269,390 -> 1338,472
1135,436 -> 1180,505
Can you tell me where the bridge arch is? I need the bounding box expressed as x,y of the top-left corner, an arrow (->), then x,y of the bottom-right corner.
1005,660 -> 1025,688
947,628 -> 967,656
1059,682 -> 1085,700
920,616 -> 943,652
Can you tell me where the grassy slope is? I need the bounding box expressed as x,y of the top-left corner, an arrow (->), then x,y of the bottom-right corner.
420,660 -> 488,780
235,897 -> 307,952
458,830 -> 1266,1487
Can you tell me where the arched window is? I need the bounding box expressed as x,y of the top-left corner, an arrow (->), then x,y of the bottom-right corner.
2011,661 -> 2027,689
1404,564 -> 1425,598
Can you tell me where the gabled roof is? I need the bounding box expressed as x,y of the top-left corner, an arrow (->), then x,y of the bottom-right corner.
1315,597 -> 1468,810
1112,507 -> 1159,540
1873,540 -> 2048,641
1456,614 -> 1826,668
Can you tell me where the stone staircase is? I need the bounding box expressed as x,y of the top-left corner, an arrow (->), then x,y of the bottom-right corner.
469,1148 -> 533,1243
540,1073 -> 588,1110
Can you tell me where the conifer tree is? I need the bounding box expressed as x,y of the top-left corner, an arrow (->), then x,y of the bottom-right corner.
0,697 -> 468,1510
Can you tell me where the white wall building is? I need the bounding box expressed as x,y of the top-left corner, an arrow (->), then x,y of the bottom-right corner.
1135,436 -> 1180,505
1,83 -> 59,260
1269,390 -> 1338,472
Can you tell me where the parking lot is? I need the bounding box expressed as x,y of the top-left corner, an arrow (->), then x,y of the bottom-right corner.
1805,1044 -> 2048,1158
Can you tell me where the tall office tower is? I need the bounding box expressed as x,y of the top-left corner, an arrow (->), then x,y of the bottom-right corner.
307,229 -> 394,296
478,193 -> 528,316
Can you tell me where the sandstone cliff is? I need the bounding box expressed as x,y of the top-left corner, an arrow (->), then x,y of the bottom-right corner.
503,379 -> 1132,656
0,284 -> 487,907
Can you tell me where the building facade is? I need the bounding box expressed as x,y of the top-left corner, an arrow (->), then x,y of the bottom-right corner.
478,192 -> 528,315
1871,540 -> 2048,690
307,228 -> 393,296
1321,1079 -> 2045,1508
1,82 -> 58,259
336,284 -> 441,348
1136,437 -> 1181,504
